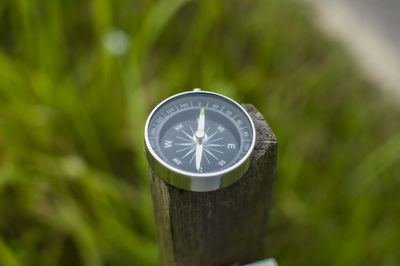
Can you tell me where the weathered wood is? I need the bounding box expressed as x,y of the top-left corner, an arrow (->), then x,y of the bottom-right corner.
149,104 -> 278,266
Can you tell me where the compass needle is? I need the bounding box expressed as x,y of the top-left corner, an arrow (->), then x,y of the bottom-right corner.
195,144 -> 203,170
198,108 -> 205,131
195,108 -> 205,170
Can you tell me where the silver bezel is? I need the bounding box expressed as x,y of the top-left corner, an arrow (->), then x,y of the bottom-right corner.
144,90 -> 256,192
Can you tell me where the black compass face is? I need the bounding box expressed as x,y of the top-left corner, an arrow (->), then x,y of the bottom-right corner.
146,92 -> 254,175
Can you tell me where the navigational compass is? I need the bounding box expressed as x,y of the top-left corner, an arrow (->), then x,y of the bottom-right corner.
144,89 -> 256,191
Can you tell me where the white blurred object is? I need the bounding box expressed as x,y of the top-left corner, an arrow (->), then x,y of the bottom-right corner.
305,0 -> 400,99
102,27 -> 130,56
243,258 -> 278,266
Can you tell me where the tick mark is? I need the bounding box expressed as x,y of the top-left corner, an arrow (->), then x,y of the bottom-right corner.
207,130 -> 219,140
208,137 -> 223,143
189,152 -> 196,164
203,151 -> 211,164
175,142 -> 195,146
182,129 -> 193,140
181,147 -> 195,159
176,146 -> 193,152
207,147 -> 224,154
176,136 -> 192,142
204,148 -> 219,160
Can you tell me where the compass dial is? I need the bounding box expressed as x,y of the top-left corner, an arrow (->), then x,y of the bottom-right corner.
145,91 -> 255,176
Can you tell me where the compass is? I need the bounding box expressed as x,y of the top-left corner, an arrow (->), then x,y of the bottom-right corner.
144,89 -> 256,192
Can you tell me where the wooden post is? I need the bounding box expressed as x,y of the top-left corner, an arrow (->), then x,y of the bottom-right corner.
149,104 -> 278,266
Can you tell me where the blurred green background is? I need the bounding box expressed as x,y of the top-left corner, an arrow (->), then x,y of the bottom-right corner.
1,0 -> 400,265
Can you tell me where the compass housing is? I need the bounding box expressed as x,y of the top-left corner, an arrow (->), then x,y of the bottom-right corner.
144,90 -> 256,192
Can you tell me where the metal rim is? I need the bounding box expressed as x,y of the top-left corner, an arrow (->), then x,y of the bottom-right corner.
144,90 -> 256,178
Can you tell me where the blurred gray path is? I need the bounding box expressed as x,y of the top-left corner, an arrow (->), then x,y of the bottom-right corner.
305,0 -> 400,97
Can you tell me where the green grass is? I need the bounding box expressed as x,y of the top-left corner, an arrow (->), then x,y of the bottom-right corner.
1,0 -> 400,265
